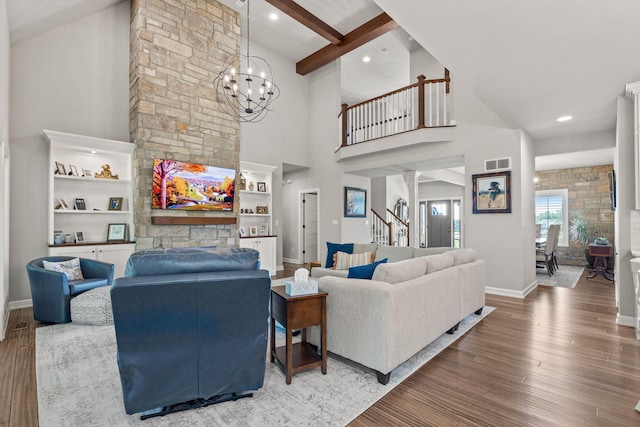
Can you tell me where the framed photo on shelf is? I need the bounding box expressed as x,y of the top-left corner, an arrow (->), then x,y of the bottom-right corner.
239,226 -> 248,237
69,165 -> 79,176
57,198 -> 70,210
249,226 -> 258,237
259,222 -> 268,236
472,171 -> 511,214
256,205 -> 268,214
74,231 -> 85,243
257,182 -> 267,192
74,198 -> 86,210
107,223 -> 127,242
55,161 -> 66,175
108,197 -> 123,211
344,186 -> 366,218
83,169 -> 92,177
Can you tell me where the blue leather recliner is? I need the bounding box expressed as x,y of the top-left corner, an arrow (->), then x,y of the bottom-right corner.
26,256 -> 115,323
110,246 -> 271,418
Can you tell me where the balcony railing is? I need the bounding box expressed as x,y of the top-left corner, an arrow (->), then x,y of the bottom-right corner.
340,71 -> 452,147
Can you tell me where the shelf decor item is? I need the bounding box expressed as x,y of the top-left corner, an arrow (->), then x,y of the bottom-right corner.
259,222 -> 268,236
69,165 -> 79,176
55,161 -> 66,175
237,174 -> 246,191
109,197 -> 123,211
83,169 -> 92,177
257,182 -> 266,192
256,205 -> 268,214
57,198 -> 70,210
249,226 -> 258,237
74,231 -> 85,243
239,226 -> 248,237
74,198 -> 86,210
107,223 -> 127,242
95,164 -> 119,180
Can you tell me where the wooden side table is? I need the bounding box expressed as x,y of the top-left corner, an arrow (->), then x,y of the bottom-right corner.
587,243 -> 614,281
270,285 -> 327,384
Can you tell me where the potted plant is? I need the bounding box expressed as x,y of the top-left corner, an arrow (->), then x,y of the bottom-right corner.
569,213 -> 595,267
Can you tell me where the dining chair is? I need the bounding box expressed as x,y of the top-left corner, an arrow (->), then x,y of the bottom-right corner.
536,224 -> 558,276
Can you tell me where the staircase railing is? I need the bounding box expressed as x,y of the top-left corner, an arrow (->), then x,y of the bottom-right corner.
370,209 -> 411,246
386,209 -> 409,247
340,71 -> 452,147
371,209 -> 392,246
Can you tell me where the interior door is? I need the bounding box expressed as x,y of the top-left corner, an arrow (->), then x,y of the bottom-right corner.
303,193 -> 318,263
427,200 -> 452,247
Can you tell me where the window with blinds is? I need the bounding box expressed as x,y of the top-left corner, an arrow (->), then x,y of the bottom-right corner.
535,189 -> 568,246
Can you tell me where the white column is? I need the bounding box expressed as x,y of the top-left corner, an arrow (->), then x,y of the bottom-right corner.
403,171 -> 421,248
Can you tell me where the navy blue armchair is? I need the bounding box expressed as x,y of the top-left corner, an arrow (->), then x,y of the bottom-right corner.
111,246 -> 271,418
26,256 -> 115,323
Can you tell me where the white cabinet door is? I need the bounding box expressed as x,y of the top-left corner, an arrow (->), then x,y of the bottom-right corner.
96,244 -> 135,278
49,243 -> 134,278
240,237 -> 276,276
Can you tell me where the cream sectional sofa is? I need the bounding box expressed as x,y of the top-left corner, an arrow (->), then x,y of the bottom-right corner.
308,245 -> 485,384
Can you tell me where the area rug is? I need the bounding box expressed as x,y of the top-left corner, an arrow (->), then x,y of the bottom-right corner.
536,265 -> 584,288
36,307 -> 494,426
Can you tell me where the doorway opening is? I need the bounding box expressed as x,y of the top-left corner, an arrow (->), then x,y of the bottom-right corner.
419,198 -> 462,247
298,189 -> 320,264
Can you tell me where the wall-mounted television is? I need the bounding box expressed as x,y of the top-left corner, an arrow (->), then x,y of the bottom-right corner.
152,159 -> 235,211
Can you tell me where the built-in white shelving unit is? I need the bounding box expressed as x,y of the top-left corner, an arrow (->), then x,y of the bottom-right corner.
238,161 -> 277,275
45,130 -> 135,277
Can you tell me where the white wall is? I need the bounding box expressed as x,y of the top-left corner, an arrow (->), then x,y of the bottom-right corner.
419,181 -> 464,200
385,174 -> 408,213
410,47 -> 445,81
0,0 -> 10,339
535,129 -> 616,156
281,167 -> 313,263
8,2 -> 130,304
615,96 -> 635,323
239,41 -> 310,269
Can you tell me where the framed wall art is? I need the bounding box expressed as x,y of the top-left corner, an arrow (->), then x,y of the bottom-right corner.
344,186 -> 366,218
472,171 -> 511,214
107,223 -> 127,242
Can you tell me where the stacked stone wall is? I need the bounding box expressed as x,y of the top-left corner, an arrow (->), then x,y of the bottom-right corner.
536,165 -> 614,267
130,0 -> 240,249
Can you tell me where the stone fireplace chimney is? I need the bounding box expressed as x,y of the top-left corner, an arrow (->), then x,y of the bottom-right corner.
129,0 -> 240,250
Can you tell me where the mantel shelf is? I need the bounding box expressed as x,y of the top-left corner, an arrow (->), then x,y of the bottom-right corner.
151,216 -> 237,225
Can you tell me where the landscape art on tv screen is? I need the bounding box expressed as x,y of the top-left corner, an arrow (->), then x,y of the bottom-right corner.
152,159 -> 235,211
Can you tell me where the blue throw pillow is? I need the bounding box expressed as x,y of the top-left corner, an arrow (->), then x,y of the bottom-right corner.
347,258 -> 388,279
325,242 -> 354,268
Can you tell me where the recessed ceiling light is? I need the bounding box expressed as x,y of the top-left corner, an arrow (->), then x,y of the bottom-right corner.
269,13 -> 278,21
556,115 -> 572,122
362,56 -> 371,63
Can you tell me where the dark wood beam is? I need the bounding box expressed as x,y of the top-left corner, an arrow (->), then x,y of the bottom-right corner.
296,13 -> 399,76
265,0 -> 344,45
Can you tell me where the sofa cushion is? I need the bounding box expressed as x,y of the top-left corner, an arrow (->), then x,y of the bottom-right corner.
347,258 -> 388,279
333,251 -> 375,270
371,257 -> 427,284
445,248 -> 479,265
422,253 -> 455,274
374,245 -> 414,263
413,247 -> 454,258
325,242 -> 354,268
43,257 -> 84,281
311,267 -> 349,279
125,246 -> 260,277
353,243 -> 378,255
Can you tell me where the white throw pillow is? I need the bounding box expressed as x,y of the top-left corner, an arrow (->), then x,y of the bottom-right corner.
333,251 -> 374,270
43,258 -> 84,281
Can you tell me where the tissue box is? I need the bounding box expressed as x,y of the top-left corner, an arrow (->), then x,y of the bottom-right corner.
285,279 -> 318,296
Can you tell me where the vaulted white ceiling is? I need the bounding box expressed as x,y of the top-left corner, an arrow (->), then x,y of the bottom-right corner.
8,0 -> 631,176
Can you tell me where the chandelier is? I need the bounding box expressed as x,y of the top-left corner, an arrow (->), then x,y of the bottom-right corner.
214,0 -> 280,123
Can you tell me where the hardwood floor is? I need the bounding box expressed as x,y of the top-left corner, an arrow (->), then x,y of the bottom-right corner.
2,266 -> 639,426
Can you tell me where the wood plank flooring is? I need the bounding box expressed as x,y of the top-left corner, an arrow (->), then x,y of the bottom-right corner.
2,266 -> 639,426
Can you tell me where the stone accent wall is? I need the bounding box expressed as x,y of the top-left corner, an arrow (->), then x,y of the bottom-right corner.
130,0 -> 240,250
536,165 -> 614,266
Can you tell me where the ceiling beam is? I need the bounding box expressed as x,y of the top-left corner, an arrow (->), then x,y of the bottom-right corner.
265,0 -> 344,45
296,13 -> 399,76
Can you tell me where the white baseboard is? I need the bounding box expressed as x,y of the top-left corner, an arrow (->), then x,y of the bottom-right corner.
9,299 -> 32,310
617,314 -> 636,328
486,280 -> 537,299
276,264 -> 284,272
282,257 -> 301,264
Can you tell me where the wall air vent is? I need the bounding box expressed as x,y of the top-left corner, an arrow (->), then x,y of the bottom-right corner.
485,157 -> 511,171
